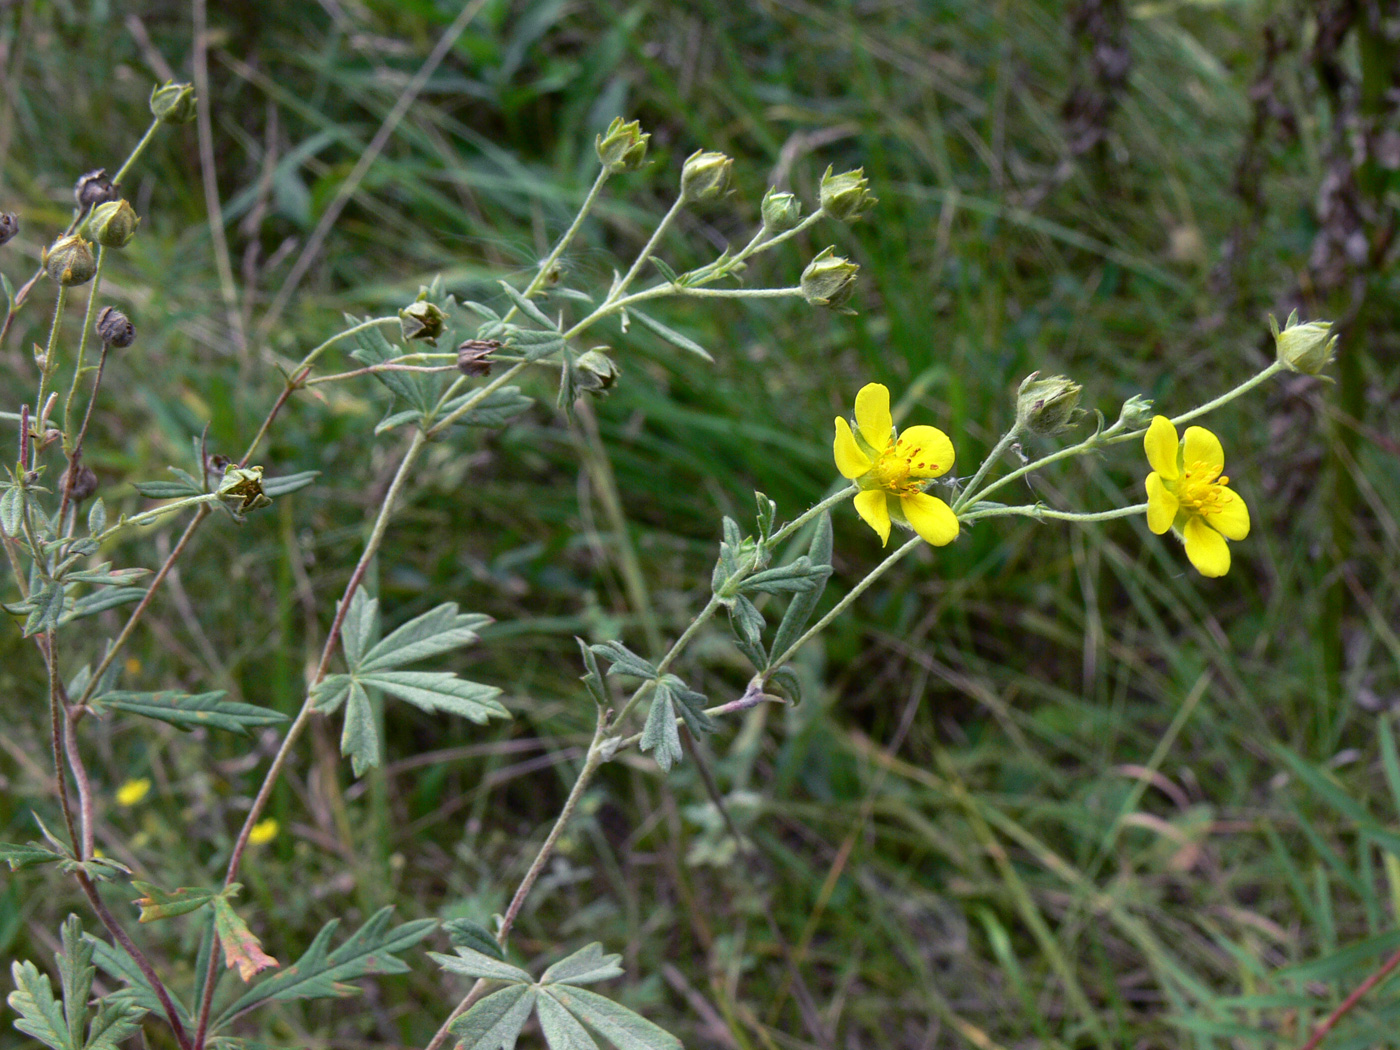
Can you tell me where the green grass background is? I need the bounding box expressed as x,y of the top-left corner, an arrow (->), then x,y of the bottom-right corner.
3,0 -> 1400,1047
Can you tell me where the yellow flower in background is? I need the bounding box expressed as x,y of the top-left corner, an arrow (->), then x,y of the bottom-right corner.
248,818 -> 279,846
116,778 -> 151,807
834,382 -> 959,547
1144,416 -> 1250,578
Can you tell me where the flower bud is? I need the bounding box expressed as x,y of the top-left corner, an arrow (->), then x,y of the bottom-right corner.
456,339 -> 498,376
87,199 -> 140,248
595,117 -> 650,174
150,81 -> 197,124
818,166 -> 877,222
799,247 -> 859,309
573,348 -> 620,393
760,188 -> 802,233
679,150 -> 734,203
399,300 -> 445,343
1016,373 -> 1085,435
60,465 -> 99,504
1271,310 -> 1337,377
96,306 -> 136,348
217,464 -> 272,514
43,235 -> 97,286
0,211 -> 17,247
75,169 -> 120,209
1115,393 -> 1154,431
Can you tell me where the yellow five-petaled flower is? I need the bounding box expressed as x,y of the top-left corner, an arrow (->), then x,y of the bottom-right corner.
834,383 -> 959,547
1144,415 -> 1250,577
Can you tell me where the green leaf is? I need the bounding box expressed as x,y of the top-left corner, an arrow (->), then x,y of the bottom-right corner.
375,408 -> 425,435
649,257 -> 680,286
577,637 -> 608,708
341,680 -> 380,777
540,943 -> 624,987
359,602 -> 491,671
547,985 -> 682,1050
260,470 -> 319,498
7,959 -> 73,1050
59,587 -> 146,624
0,841 -> 64,870
86,499 -> 105,537
727,599 -> 767,671
443,918 -> 504,961
628,309 -> 714,362
81,994 -> 145,1050
217,908 -> 435,1026
310,674 -> 352,714
639,684 -> 682,772
94,691 -> 288,736
739,555 -> 831,596
340,589 -> 378,670
497,280 -> 560,330
659,675 -> 715,735
754,492 -> 776,542
23,583 -> 65,636
464,300 -> 500,322
131,882 -> 221,922
61,566 -> 149,587
356,671 -> 507,723
429,945 -> 532,984
87,937 -> 193,1030
771,512 -> 832,662
450,985 -> 537,1050
537,991 -> 601,1050
211,895 -> 277,982
444,386 -> 535,427
0,483 -> 23,537
131,479 -> 201,499
589,642 -> 657,681
349,318 -> 434,413
57,917 -> 92,1050
765,665 -> 802,705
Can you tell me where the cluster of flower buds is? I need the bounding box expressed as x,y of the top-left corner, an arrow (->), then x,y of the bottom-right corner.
595,118 -> 650,174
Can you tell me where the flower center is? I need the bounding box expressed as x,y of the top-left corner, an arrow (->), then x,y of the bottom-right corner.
1175,458 -> 1229,515
871,435 -> 940,495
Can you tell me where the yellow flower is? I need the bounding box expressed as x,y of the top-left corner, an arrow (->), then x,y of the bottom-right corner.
1143,416 -> 1250,578
833,383 -> 959,547
115,778 -> 151,807
248,818 -> 279,846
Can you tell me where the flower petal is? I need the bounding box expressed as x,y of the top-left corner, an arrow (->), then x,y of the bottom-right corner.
900,492 -> 959,546
1145,473 -> 1178,534
1144,416 -> 1180,480
1182,425 -> 1224,474
854,383 -> 892,451
854,489 -> 892,546
1182,516 -> 1231,577
833,416 -> 873,479
1204,485 -> 1250,540
894,425 -> 955,479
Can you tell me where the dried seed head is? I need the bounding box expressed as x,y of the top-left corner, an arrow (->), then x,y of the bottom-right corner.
456,339 -> 499,376
0,212 -> 17,247
75,169 -> 120,209
96,306 -> 136,348
43,235 -> 97,286
61,465 -> 99,504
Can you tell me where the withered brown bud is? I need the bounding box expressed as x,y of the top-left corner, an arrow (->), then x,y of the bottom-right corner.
75,169 -> 120,209
95,306 -> 135,348
0,212 -> 17,247
61,465 -> 99,503
457,339 -> 499,376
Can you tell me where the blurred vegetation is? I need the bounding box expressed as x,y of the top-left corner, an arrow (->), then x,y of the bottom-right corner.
2,0 -> 1399,1048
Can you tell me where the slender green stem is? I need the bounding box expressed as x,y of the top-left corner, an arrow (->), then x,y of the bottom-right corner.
424,361 -> 528,436
92,492 -> 221,543
1159,360 -> 1287,433
951,424 -> 1022,512
960,502 -> 1148,525
502,168 -> 611,325
110,117 -> 163,186
33,287 -> 68,455
292,315 -> 400,375
768,486 -> 857,547
62,248 -> 107,446
614,196 -> 685,300
770,536 -> 923,671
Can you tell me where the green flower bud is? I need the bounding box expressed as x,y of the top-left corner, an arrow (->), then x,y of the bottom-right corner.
818,165 -> 877,222
799,246 -> 859,309
217,464 -> 272,514
1016,372 -> 1085,435
679,149 -> 734,203
1115,393 -> 1154,431
0,212 -> 17,247
75,169 -> 120,209
150,81 -> 197,124
42,235 -> 97,286
96,306 -> 136,348
399,300 -> 445,343
574,348 -> 620,393
86,199 -> 140,248
760,188 -> 802,233
1271,310 -> 1337,377
595,117 -> 651,174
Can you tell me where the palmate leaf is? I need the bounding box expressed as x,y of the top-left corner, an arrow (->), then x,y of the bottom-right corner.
8,960 -> 72,1050
348,315 -> 436,413
87,937 -> 193,1030
216,907 -> 435,1028
93,691 -> 288,735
